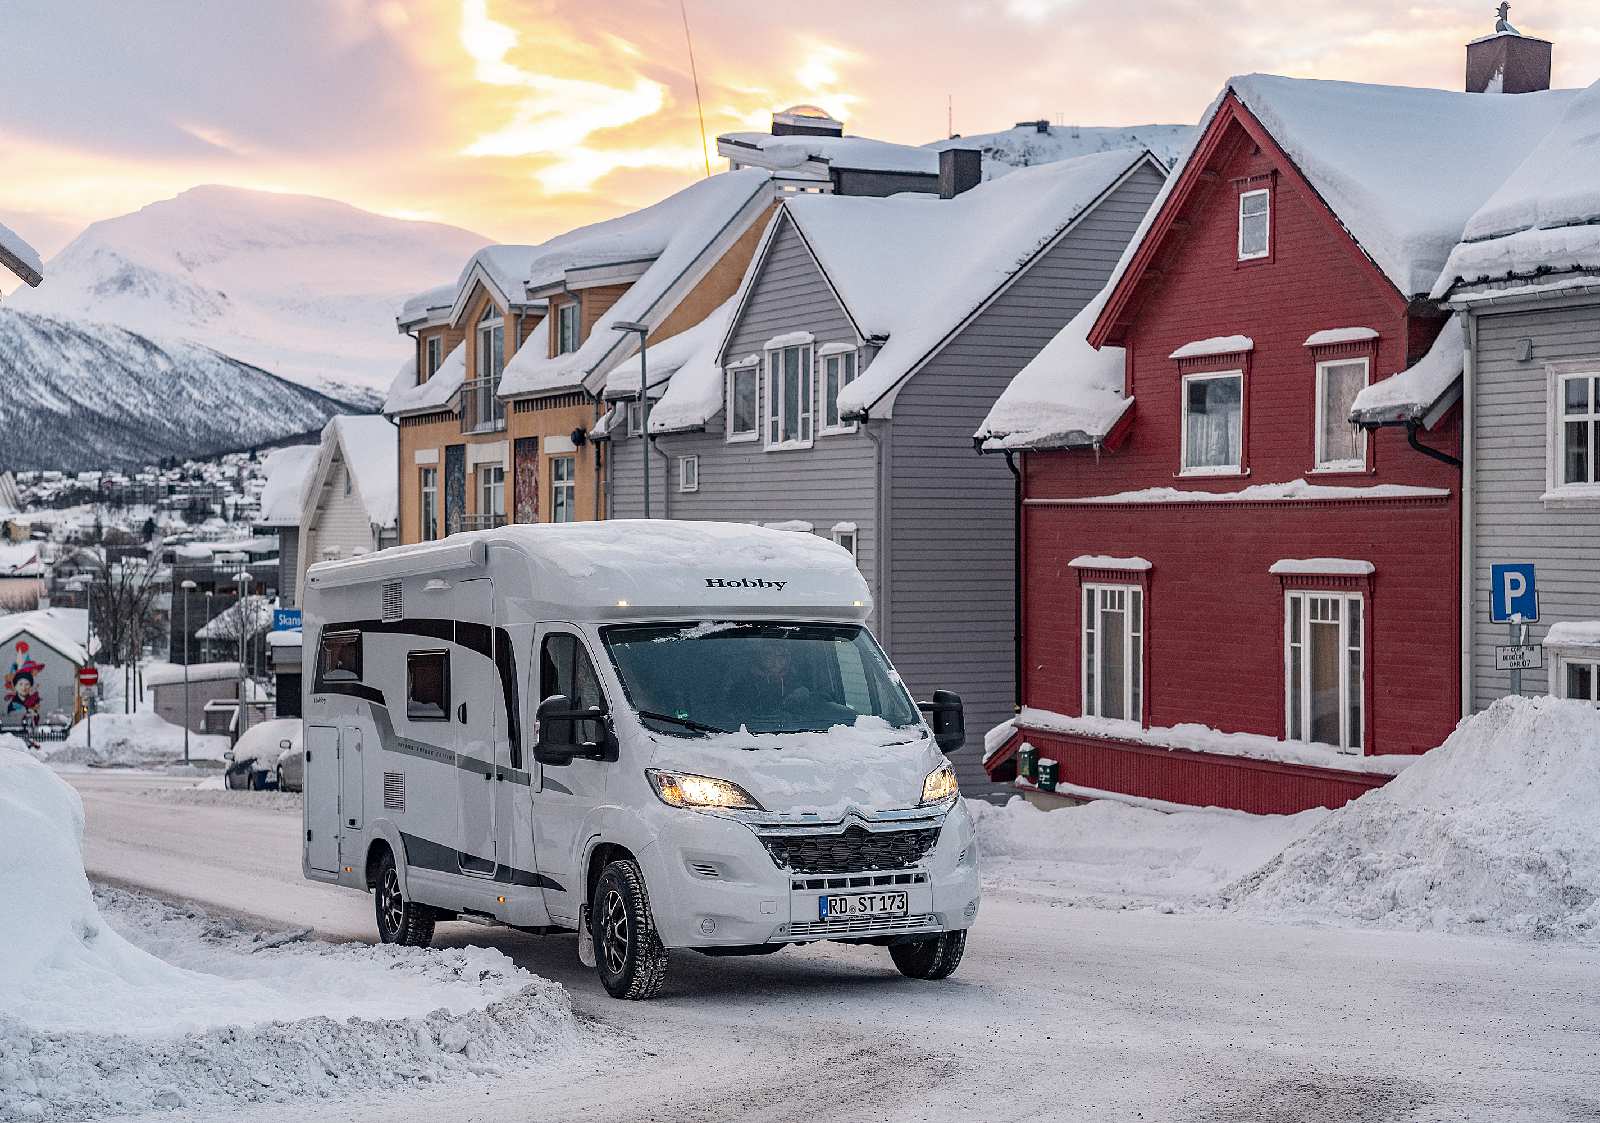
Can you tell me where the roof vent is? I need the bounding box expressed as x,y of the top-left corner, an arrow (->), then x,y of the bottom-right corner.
381,580 -> 402,622
1466,4 -> 1551,94
939,149 -> 982,199
772,104 -> 843,137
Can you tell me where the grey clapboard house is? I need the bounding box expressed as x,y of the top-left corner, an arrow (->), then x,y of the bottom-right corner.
604,148 -> 1169,793
1358,78 -> 1600,710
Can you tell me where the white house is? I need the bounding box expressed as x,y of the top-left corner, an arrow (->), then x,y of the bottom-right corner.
297,415 -> 398,603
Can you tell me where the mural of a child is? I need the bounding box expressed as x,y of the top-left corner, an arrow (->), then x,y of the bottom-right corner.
5,641 -> 46,728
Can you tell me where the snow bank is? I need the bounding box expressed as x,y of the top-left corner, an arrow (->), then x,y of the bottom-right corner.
970,796 -> 1326,906
0,748 -> 590,1121
1228,697 -> 1600,942
42,710 -> 230,765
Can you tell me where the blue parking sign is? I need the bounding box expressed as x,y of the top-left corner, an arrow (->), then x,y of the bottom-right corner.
1490,563 -> 1538,623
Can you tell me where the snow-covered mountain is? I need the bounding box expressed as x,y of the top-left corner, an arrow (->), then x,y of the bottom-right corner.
928,122 -> 1196,176
0,309 -> 354,471
9,185 -> 490,396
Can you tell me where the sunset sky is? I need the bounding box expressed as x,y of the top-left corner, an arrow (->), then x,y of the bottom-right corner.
4,0 -> 1598,260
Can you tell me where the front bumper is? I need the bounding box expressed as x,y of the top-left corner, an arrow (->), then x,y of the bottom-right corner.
638,799 -> 981,949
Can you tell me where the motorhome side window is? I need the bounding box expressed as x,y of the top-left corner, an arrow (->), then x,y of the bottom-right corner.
317,631 -> 361,684
406,651 -> 450,721
540,633 -> 602,709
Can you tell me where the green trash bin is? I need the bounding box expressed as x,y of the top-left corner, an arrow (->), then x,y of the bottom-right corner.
1017,743 -> 1038,783
1037,757 -> 1058,792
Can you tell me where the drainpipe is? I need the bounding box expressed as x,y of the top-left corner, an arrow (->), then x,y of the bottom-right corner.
1002,450 -> 1023,715
649,434 -> 672,519
1458,311 -> 1476,719
856,411 -> 889,643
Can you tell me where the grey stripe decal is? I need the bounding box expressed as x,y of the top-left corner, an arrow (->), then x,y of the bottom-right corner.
542,775 -> 573,795
399,830 -> 562,892
344,698 -> 535,787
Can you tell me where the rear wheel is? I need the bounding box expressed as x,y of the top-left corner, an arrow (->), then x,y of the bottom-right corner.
889,930 -> 966,980
590,859 -> 669,1000
374,852 -> 435,947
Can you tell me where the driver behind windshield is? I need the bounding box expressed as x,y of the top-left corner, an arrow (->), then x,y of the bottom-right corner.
726,644 -> 813,714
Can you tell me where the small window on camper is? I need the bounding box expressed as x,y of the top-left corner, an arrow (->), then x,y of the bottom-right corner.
540,633 -> 603,710
317,631 -> 361,684
406,651 -> 450,721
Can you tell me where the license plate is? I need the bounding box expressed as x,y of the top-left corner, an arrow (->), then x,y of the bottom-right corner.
819,891 -> 909,921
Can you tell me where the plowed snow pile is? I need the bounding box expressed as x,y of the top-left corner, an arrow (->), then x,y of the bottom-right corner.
0,747 -> 592,1122
1228,697 -> 1600,942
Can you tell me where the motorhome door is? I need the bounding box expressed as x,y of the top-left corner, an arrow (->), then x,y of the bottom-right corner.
456,578 -> 498,878
305,724 -> 340,874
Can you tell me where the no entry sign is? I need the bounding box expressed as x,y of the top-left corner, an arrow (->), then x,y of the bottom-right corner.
77,666 -> 99,688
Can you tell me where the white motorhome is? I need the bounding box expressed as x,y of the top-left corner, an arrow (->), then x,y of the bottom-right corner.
301,521 -> 979,998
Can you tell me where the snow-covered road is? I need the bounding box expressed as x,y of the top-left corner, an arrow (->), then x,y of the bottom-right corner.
68,772 -> 1600,1123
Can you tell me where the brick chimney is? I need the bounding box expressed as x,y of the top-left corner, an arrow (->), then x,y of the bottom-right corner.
939,148 -> 982,199
1466,30 -> 1552,94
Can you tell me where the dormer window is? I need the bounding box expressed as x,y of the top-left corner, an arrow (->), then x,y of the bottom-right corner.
1238,189 -> 1270,261
477,305 -> 504,383
424,336 -> 442,380
557,301 -> 580,355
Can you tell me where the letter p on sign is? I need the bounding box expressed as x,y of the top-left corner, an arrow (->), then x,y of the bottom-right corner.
1490,562 -> 1538,623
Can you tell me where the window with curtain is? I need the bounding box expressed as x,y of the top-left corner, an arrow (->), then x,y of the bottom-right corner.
1286,591 -> 1363,753
822,349 -> 858,432
1181,372 -> 1243,472
766,344 -> 813,448
1316,358 -> 1368,469
1082,584 -> 1143,722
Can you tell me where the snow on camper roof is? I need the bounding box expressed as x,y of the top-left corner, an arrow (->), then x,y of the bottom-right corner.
780,147 -> 1157,418
309,521 -> 870,618
976,283 -> 1131,451
383,339 -> 465,417
497,170 -> 773,398
1433,79 -> 1600,297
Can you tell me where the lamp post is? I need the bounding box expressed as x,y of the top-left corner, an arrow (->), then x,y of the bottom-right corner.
235,571 -> 251,736
611,320 -> 651,517
203,590 -> 213,666
180,578 -> 196,764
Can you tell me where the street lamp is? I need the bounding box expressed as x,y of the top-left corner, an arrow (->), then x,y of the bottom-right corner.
180,578 -> 197,764
611,320 -> 652,518
203,590 -> 213,666
234,570 -> 251,736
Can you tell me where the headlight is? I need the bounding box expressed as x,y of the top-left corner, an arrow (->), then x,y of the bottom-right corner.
920,762 -> 959,806
646,769 -> 764,811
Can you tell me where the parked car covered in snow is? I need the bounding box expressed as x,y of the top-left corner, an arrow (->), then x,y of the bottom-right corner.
223,718 -> 301,790
301,522 -> 979,999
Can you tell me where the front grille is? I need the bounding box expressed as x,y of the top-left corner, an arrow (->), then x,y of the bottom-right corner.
791,872 -> 928,892
785,913 -> 939,939
761,824 -> 939,874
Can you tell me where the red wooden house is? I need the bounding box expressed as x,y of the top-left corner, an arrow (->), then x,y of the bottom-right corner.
976,74 -> 1575,813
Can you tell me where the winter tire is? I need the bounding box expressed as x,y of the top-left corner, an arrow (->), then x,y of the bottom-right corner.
590,858 -> 669,1000
889,929 -> 966,980
274,766 -> 285,791
374,851 -> 435,947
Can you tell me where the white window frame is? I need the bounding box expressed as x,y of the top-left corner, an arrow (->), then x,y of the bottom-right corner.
725,359 -> 760,443
1081,583 -> 1144,724
1313,357 -> 1369,471
477,305 -> 504,382
1545,367 -> 1600,506
424,335 -> 442,379
477,463 -> 505,518
557,301 -> 580,355
820,347 -> 859,435
765,343 -> 814,450
677,454 -> 699,493
550,455 -> 577,523
1284,590 -> 1364,754
831,521 -> 857,561
419,466 -> 438,542
1553,654 -> 1600,705
1238,188 -> 1270,261
1179,370 -> 1244,476
626,399 -> 645,437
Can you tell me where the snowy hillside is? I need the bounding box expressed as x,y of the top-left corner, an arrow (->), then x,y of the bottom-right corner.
9,185 -> 489,395
0,309 -> 353,471
928,122 -> 1196,176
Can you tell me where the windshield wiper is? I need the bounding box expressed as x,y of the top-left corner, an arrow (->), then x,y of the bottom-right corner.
635,709 -> 731,735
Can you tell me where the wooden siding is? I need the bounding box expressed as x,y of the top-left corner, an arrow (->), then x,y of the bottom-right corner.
1470,300 -> 1600,706
299,455 -> 380,603
278,527 -> 300,608
888,163 -> 1167,794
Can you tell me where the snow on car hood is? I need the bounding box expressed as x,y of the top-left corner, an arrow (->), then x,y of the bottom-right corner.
648,717 -> 942,819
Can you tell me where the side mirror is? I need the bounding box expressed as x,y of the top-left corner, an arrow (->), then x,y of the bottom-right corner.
279,739 -> 292,751
223,750 -> 235,762
534,694 -> 610,765
917,690 -> 965,755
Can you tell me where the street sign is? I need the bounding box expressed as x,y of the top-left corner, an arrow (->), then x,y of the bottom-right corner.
1495,645 -> 1543,671
272,608 -> 303,632
76,666 -> 99,687
1490,563 -> 1539,623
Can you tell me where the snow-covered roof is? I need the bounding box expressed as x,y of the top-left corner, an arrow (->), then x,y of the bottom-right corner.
144,661 -> 244,687
383,339 -> 464,417
255,444 -> 318,528
1304,327 -> 1378,347
1349,324 -> 1465,427
1433,79 -> 1600,298
450,244 -> 545,320
0,542 -> 44,578
778,148 -> 1158,418
318,414 -> 398,530
605,300 -> 742,433
975,284 -> 1131,450
397,281 -> 455,330
194,596 -> 275,641
926,123 -> 1194,178
0,219 -> 44,288
497,170 -> 773,398
718,131 -> 938,177
1169,335 -> 1253,360
1267,558 -> 1375,577
0,610 -> 88,666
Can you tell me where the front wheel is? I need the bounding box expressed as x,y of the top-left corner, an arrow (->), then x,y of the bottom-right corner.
590,859 -> 669,1000
889,930 -> 966,980
374,852 -> 436,947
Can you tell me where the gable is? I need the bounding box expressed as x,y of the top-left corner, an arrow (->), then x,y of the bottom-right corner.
722,212 -> 859,362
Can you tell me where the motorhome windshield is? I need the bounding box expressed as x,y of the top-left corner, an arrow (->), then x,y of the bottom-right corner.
601,621 -> 921,737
